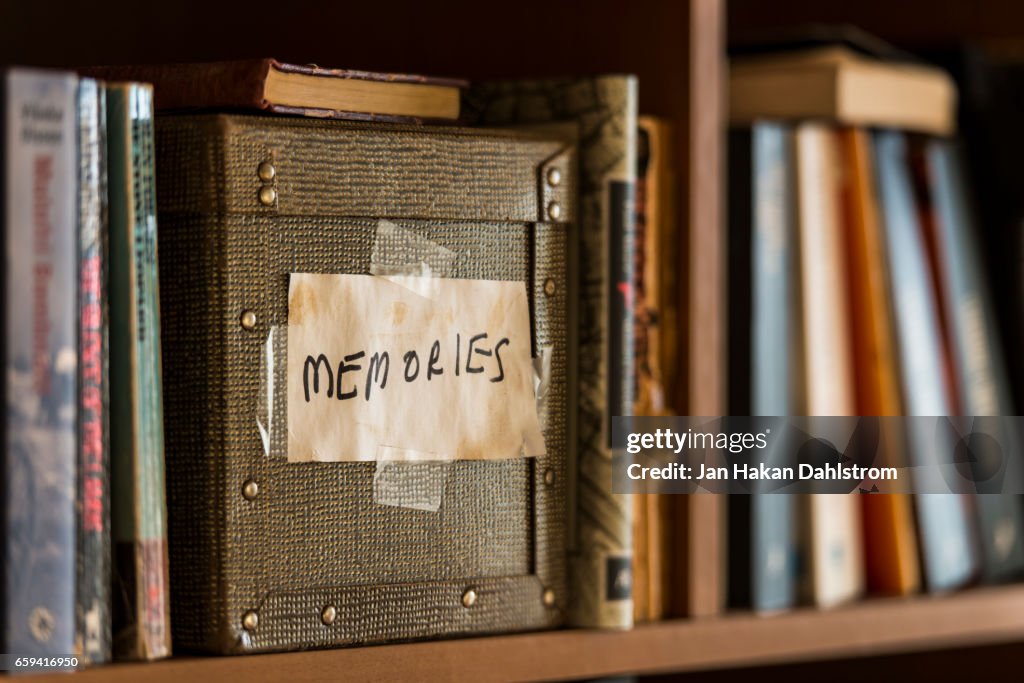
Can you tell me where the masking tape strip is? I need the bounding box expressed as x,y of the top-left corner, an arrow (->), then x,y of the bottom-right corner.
370,219 -> 456,299
369,221 -> 457,510
372,457 -> 450,513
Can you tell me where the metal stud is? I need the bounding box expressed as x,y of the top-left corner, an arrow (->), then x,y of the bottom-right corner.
242,479 -> 259,501
547,201 -> 562,221
240,310 -> 257,331
543,278 -> 556,297
257,161 -> 276,182
258,185 -> 277,206
542,588 -> 556,608
546,167 -> 562,187
461,588 -> 478,608
242,610 -> 259,632
321,605 -> 337,626
543,468 -> 556,486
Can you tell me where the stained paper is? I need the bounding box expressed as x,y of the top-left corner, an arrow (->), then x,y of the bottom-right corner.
286,273 -> 546,462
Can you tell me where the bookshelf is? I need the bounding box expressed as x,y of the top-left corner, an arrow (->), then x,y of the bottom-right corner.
5,0 -> 1024,679
27,586 -> 1024,682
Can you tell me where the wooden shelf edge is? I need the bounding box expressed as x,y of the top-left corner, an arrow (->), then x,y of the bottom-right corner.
38,585 -> 1024,683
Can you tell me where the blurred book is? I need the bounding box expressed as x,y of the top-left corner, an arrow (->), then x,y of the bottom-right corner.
838,128 -> 921,597
2,66 -> 80,661
730,46 -> 956,135
873,130 -> 978,593
916,137 -> 1024,583
632,118 -> 675,622
75,77 -> 112,664
727,124 -> 799,613
793,123 -> 864,608
107,82 -> 170,660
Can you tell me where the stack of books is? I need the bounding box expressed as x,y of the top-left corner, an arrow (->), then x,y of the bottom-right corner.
2,69 -> 168,664
726,43 -> 1024,612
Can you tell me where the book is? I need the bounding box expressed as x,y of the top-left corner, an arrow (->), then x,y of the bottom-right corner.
2,67 -> 79,658
75,77 -> 112,663
873,130 -> 978,593
107,82 -> 170,660
637,116 -> 679,416
81,60 -> 465,124
938,50 -> 1024,414
793,123 -> 864,608
747,123 -> 798,612
922,138 -> 1024,583
838,127 -> 921,597
631,124 -> 651,623
468,76 -> 638,629
730,46 -> 956,136
632,119 -> 673,622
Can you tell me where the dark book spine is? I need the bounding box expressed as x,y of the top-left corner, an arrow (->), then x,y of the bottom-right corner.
75,78 -> 111,664
2,68 -> 79,658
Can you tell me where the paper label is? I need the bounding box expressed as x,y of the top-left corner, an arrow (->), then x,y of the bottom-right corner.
286,273 -> 546,462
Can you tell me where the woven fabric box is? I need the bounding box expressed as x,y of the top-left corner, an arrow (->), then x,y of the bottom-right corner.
154,115 -> 575,653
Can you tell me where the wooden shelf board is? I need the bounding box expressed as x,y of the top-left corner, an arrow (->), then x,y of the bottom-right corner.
36,585 -> 1024,682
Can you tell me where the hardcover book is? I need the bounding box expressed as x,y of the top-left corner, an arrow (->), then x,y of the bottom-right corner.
873,130 -> 977,592
730,46 -> 956,135
632,119 -> 672,622
154,114 -> 575,653
2,67 -> 79,657
793,123 -> 864,608
76,77 -> 112,663
922,138 -> 1024,583
752,121 -> 800,582
838,127 -> 920,597
467,76 -> 638,629
81,60 -> 466,124
107,82 -> 171,660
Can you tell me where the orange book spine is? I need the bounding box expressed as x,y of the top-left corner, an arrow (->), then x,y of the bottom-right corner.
839,128 -> 921,596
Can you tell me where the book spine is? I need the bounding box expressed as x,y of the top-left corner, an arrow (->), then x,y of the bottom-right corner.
75,78 -> 112,664
2,67 -> 79,657
873,130 -> 977,592
569,76 -> 638,630
598,76 -> 637,629
926,139 -> 1024,582
108,83 -> 170,660
839,128 -> 920,597
631,126 -> 650,623
794,124 -> 864,608
749,123 -> 797,612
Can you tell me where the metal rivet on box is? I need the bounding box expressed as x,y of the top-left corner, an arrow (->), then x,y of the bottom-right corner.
543,468 -> 556,486
242,610 -> 259,632
242,479 -> 259,501
547,201 -> 562,221
258,185 -> 277,206
543,278 -> 556,297
461,588 -> 478,608
257,161 -> 276,182
542,588 -> 556,608
546,167 -> 562,187
321,605 -> 337,626
240,310 -> 257,331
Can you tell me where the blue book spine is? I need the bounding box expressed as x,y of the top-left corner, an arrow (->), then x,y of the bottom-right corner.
927,139 -> 1024,581
873,130 -> 977,592
750,123 -> 797,612
3,68 -> 79,657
